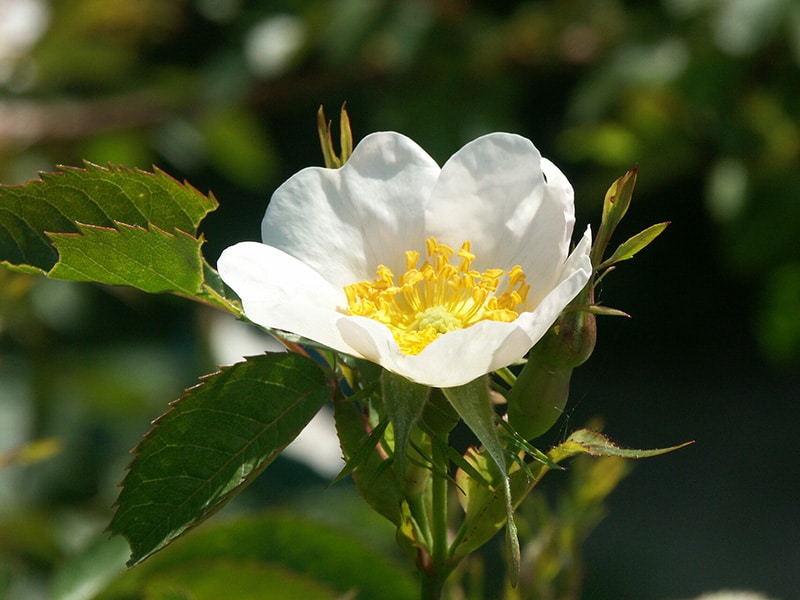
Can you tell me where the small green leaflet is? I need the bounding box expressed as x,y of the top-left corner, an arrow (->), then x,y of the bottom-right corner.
596,222 -> 670,271
49,223 -> 204,295
551,429 -> 694,461
109,353 -> 330,567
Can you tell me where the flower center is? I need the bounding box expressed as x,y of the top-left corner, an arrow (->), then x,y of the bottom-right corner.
344,237 -> 530,355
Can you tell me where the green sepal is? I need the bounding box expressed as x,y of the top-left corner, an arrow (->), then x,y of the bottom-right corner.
317,104 -> 352,169
591,166 -> 638,266
420,388 -> 459,438
442,378 -> 505,488
596,221 -> 670,271
442,378 -> 521,585
450,427 -> 691,566
381,371 -> 431,484
580,304 -> 630,318
451,445 -> 545,564
329,418 -> 389,487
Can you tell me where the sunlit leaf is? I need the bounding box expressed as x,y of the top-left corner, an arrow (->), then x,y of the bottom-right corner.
109,353 -> 329,567
48,223 -> 204,295
0,163 -> 239,312
550,428 -> 693,462
597,221 -> 670,270
0,163 -> 215,273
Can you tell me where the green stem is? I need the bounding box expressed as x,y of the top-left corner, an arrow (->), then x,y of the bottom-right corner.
421,569 -> 446,600
421,436 -> 450,600
408,492 -> 433,550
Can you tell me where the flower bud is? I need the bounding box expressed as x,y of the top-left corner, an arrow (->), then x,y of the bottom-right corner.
528,299 -> 597,371
506,289 -> 596,440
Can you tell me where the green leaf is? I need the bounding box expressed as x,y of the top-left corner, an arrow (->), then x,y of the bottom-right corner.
381,371 -> 430,478
450,428 -> 691,565
51,536 -> 131,600
48,223 -> 204,295
333,395 -> 403,526
109,353 -> 329,567
442,378 -> 520,584
0,163 -> 239,312
136,560 -> 339,600
0,163 -> 216,273
98,512 -> 417,600
597,221 -> 670,270
329,417 -> 389,487
550,428 -> 693,461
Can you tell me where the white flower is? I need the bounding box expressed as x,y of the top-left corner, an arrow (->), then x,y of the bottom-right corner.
217,131 -> 592,388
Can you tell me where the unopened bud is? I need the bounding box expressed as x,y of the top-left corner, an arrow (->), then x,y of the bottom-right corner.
530,302 -> 597,370
506,290 -> 597,440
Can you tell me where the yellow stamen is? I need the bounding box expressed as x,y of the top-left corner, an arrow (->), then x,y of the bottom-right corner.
344,237 -> 530,355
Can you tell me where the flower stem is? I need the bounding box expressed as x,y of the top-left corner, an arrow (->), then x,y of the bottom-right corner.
421,436 -> 450,600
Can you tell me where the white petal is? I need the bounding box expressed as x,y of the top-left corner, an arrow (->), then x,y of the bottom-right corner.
424,133 -> 573,280
514,226 -> 593,337
338,316 -> 490,387
512,157 -> 577,305
339,317 -> 527,388
261,131 -> 440,287
217,241 -> 363,357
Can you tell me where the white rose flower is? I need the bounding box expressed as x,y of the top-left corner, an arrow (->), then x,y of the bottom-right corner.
218,131 -> 592,388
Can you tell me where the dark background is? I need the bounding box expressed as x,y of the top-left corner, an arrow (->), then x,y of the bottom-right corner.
1,1 -> 798,598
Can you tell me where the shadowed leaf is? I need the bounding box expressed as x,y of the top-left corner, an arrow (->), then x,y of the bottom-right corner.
109,353 -> 329,567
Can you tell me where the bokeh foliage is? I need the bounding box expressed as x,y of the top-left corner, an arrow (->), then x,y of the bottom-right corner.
1,1 -> 798,599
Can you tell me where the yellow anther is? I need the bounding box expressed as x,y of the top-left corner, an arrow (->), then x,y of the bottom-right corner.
344,237 -> 529,355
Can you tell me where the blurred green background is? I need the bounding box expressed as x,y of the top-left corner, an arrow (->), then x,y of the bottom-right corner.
1,0 -> 798,598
